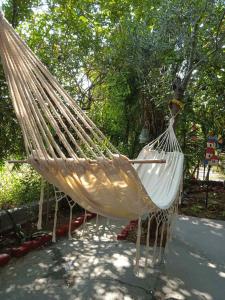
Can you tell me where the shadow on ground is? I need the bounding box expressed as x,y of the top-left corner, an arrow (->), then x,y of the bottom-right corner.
0,216 -> 225,300
155,216 -> 225,300
0,218 -> 158,300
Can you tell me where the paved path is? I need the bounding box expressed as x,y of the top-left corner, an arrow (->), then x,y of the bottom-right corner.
154,216 -> 225,300
0,216 -> 224,300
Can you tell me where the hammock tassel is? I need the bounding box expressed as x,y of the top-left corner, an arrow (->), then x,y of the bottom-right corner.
82,210 -> 87,237
52,199 -> 58,243
67,198 -> 76,240
165,220 -> 171,254
158,221 -> 166,263
95,214 -> 101,240
135,217 -> 142,274
144,215 -> 151,272
95,214 -> 99,228
152,223 -> 159,266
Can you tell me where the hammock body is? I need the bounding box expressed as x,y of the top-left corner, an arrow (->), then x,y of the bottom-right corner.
135,120 -> 184,210
0,13 -> 183,221
136,150 -> 183,210
30,155 -> 156,219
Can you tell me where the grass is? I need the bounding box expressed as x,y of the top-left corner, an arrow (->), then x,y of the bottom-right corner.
0,163 -> 42,209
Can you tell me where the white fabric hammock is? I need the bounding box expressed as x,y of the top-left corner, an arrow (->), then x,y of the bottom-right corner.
0,13 -> 183,223
135,118 -> 184,210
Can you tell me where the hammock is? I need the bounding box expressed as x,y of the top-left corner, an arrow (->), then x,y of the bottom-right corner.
0,13 -> 183,231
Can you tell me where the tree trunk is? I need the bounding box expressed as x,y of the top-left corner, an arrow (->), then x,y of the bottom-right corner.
11,0 -> 18,28
169,76 -> 184,118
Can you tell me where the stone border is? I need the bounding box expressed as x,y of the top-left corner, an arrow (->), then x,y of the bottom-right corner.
0,198 -> 55,233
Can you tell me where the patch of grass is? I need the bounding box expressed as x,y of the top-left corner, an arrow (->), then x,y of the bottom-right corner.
190,204 -> 204,214
180,187 -> 225,221
0,163 -> 41,209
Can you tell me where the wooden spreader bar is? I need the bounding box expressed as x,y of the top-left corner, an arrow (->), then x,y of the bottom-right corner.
8,159 -> 166,164
130,159 -> 166,164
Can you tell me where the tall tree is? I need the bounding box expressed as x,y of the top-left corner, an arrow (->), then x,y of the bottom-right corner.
0,0 -> 224,164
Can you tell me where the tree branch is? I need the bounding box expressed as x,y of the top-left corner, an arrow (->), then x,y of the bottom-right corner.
215,9 -> 225,51
181,2 -> 209,90
182,8 -> 225,91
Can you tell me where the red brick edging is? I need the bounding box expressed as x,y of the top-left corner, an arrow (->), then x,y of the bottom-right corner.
0,212 -> 96,267
117,220 -> 138,240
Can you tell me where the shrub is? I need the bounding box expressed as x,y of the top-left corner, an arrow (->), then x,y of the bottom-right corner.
0,163 -> 41,209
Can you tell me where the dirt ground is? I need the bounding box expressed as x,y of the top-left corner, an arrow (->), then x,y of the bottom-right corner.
180,180 -> 225,221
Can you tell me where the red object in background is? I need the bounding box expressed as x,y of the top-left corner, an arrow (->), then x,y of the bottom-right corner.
117,228 -> 129,240
209,155 -> 219,164
31,239 -> 43,249
206,148 -> 215,154
30,235 -> 52,248
71,215 -> 85,227
117,233 -> 127,240
117,220 -> 138,241
11,245 -> 30,257
205,147 -> 215,160
0,213 -> 96,266
38,235 -> 52,244
121,229 -> 128,235
22,240 -> 35,250
11,235 -> 52,258
56,225 -> 69,237
42,234 -> 52,242
126,224 -> 136,230
56,212 -> 97,236
130,220 -> 138,225
71,219 -> 83,229
86,212 -> 97,221
76,216 -> 85,222
0,254 -> 11,267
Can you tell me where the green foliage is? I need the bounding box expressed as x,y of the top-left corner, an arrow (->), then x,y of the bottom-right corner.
191,204 -> 204,214
0,0 -> 225,208
0,163 -> 41,208
0,54 -> 25,161
2,0 -> 41,28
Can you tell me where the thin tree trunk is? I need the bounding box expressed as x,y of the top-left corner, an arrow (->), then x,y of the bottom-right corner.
11,0 -> 18,28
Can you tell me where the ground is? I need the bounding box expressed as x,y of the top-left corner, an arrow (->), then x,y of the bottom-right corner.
0,215 -> 225,300
180,167 -> 225,221
180,181 -> 225,220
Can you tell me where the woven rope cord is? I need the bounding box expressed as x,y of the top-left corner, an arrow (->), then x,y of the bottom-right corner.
0,15 -> 118,160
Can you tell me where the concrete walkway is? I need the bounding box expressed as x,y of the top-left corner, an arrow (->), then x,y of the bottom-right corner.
154,216 -> 225,300
0,216 -> 224,300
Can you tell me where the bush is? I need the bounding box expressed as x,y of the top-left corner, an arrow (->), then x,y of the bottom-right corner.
0,163 -> 41,209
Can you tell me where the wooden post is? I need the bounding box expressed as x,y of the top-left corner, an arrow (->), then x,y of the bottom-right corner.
196,161 -> 200,180
203,163 -> 206,180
